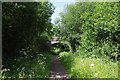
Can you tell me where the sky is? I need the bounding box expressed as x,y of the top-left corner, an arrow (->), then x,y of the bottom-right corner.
50,0 -> 76,24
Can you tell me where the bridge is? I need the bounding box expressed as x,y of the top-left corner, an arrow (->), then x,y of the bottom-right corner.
51,36 -> 59,45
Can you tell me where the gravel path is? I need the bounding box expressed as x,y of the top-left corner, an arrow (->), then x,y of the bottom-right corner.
49,55 -> 70,80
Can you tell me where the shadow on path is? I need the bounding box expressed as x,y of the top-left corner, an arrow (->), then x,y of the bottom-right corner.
49,55 -> 70,80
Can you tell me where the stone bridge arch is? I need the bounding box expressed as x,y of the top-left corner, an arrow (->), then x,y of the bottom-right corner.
50,37 -> 70,55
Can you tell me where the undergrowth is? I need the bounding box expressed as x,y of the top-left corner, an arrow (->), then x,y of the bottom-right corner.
1,48 -> 53,79
59,52 -> 118,78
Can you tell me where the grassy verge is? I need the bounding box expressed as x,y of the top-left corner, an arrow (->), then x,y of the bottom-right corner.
59,52 -> 118,78
1,51 -> 53,79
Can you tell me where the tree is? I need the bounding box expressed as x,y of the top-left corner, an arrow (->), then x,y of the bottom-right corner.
2,2 -> 54,58
56,2 -> 119,60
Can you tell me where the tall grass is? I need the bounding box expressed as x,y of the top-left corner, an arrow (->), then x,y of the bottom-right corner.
59,52 -> 118,78
1,50 -> 53,79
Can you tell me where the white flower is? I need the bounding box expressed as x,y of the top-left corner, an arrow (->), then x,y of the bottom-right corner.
81,60 -> 83,62
89,57 -> 91,59
90,64 -> 94,67
94,73 -> 98,77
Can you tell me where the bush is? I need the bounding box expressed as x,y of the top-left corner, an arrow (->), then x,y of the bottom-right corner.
59,52 -> 74,71
1,49 -> 53,78
58,2 -> 119,61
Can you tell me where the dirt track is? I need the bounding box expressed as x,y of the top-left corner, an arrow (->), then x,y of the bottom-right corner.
49,55 -> 70,80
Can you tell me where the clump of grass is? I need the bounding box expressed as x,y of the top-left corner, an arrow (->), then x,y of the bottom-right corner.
59,52 -> 118,78
71,57 -> 118,78
59,52 -> 74,70
1,50 -> 53,79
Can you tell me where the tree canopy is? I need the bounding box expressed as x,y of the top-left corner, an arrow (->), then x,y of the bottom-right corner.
54,2 -> 120,60
2,2 -> 54,58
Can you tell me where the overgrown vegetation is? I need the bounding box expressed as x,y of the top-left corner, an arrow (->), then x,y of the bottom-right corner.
51,43 -> 70,55
2,2 -> 54,58
59,52 -> 118,78
56,2 -> 120,60
1,49 -> 53,78
2,2 -> 54,79
1,1 -> 119,79
54,2 -> 119,79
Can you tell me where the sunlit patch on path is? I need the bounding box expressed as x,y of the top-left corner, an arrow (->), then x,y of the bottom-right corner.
49,55 -> 70,80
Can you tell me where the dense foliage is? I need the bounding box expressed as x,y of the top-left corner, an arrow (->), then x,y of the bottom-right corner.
53,2 -> 120,78
2,1 -> 120,79
2,2 -> 54,58
56,2 -> 120,61
2,51 -> 53,78
2,2 -> 54,78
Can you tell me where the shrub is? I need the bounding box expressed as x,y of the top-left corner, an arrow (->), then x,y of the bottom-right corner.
1,49 -> 53,78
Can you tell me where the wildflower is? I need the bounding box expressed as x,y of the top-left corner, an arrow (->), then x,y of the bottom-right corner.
90,64 -> 94,67
81,60 -> 83,62
94,73 -> 98,77
89,57 -> 91,59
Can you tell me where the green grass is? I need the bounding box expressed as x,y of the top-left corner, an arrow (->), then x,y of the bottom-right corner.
59,52 -> 118,78
1,51 -> 53,79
